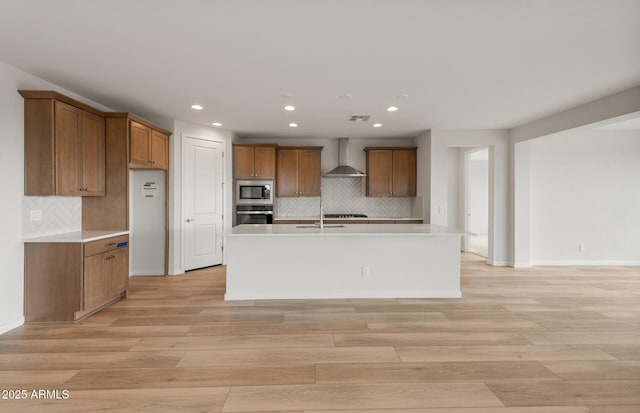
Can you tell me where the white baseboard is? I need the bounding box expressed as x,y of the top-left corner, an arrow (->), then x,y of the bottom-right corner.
487,260 -> 510,267
0,317 -> 25,335
532,260 -> 640,267
513,261 -> 533,268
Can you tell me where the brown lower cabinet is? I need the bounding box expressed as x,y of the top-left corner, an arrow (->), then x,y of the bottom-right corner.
24,235 -> 129,322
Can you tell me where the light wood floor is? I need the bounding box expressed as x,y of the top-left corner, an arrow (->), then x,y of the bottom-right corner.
1,254 -> 639,412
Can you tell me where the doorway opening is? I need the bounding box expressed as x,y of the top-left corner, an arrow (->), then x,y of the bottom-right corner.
464,148 -> 489,258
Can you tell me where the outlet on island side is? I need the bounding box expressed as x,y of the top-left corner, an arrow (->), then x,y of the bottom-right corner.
578,243 -> 586,252
362,266 -> 370,278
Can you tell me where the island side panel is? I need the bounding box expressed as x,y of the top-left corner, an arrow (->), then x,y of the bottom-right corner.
224,234 -> 461,300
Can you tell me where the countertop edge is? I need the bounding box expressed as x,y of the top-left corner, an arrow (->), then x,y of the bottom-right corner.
23,230 -> 130,243
227,224 -> 471,237
273,217 -> 424,221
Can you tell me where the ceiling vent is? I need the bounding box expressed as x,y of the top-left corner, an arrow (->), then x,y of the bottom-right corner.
348,114 -> 371,122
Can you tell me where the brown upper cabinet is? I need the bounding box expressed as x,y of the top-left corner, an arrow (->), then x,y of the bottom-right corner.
83,113 -> 171,232
233,144 -> 276,179
364,147 -> 417,197
129,120 -> 169,169
276,147 -> 323,197
20,91 -> 106,196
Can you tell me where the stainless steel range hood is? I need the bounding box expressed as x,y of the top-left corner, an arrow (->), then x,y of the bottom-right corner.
323,138 -> 366,177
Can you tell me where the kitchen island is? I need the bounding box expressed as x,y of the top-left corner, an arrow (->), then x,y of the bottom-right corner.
224,224 -> 467,300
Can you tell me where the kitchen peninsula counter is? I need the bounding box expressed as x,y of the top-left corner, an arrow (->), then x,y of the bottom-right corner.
225,224 -> 467,300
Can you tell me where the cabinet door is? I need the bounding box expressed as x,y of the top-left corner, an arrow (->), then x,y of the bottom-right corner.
54,101 -> 82,196
150,130 -> 169,169
83,253 -> 110,312
234,146 -> 256,179
392,149 -> 417,196
366,149 -> 393,197
130,121 -> 151,166
108,247 -> 129,295
254,146 -> 276,179
81,111 -> 106,196
298,149 -> 321,196
276,149 -> 299,197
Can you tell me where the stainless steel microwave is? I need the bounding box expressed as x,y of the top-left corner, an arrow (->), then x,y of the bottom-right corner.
236,180 -> 274,205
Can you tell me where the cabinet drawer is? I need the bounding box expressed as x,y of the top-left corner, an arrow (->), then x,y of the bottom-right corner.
84,235 -> 129,257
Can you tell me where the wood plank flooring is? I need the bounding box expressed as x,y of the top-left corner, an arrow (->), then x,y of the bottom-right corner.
0,253 -> 638,412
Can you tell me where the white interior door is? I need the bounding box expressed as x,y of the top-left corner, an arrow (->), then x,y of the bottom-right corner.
183,137 -> 224,270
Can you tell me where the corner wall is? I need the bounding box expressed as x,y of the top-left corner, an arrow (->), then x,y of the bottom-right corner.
427,129 -> 510,266
530,129 -> 640,265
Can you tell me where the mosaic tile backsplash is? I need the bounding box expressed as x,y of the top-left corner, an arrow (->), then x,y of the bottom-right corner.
22,196 -> 81,238
275,177 -> 413,218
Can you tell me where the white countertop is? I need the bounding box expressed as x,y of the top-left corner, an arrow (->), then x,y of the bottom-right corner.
228,224 -> 469,237
23,230 -> 130,243
273,216 -> 423,221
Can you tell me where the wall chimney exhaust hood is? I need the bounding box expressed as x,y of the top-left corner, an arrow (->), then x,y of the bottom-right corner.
323,138 -> 366,177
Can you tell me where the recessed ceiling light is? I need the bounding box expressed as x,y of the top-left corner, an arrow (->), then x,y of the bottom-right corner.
339,93 -> 352,99
284,105 -> 295,111
373,123 -> 382,128
289,123 -> 298,128
212,122 -> 222,127
386,106 -> 398,112
191,104 -> 204,110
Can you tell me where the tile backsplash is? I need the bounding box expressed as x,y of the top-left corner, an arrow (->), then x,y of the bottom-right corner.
276,177 -> 414,218
22,196 -> 81,238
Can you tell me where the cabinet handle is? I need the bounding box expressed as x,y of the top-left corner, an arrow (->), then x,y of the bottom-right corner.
106,243 -> 116,247
152,160 -> 156,164
79,188 -> 85,192
105,255 -> 115,260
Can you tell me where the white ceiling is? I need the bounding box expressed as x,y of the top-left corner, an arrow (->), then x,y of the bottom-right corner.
1,0 -> 639,139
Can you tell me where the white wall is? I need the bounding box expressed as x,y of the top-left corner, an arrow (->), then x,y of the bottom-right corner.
0,61 -> 113,334
509,86 -> 640,267
169,120 -> 233,275
447,147 -> 461,230
530,129 -> 640,265
415,131 -> 431,222
468,149 -> 489,234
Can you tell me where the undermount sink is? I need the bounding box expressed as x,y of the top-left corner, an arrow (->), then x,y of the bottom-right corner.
296,224 -> 345,228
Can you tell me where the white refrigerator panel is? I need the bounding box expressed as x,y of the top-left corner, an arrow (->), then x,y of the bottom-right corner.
130,170 -> 166,276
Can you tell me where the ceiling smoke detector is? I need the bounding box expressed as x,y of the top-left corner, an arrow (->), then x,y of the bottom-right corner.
348,114 -> 371,122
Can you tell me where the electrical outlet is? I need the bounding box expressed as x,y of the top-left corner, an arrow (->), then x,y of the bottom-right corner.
578,243 -> 586,252
362,266 -> 370,278
30,210 -> 42,222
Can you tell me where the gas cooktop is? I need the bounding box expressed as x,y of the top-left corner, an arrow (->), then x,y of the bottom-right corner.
324,214 -> 368,219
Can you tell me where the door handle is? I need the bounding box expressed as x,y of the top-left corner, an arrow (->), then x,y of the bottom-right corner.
186,218 -> 196,222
